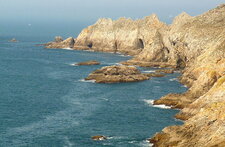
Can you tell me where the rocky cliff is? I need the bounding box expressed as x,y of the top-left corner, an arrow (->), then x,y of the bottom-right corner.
74,14 -> 168,55
150,4 -> 225,147
45,4 -> 225,147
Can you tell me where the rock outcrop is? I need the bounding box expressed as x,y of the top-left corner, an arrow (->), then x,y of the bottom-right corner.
85,65 -> 150,83
91,135 -> 107,141
45,36 -> 76,49
74,14 -> 167,56
9,38 -> 18,42
44,4 -> 225,147
75,60 -> 100,66
150,4 -> 225,147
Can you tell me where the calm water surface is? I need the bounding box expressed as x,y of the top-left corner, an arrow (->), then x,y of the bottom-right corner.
0,35 -> 187,147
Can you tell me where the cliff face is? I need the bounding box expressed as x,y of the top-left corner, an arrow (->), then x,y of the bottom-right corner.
151,76 -> 225,147
45,4 -> 225,147
134,4 -> 225,66
150,4 -> 225,147
74,14 -> 167,55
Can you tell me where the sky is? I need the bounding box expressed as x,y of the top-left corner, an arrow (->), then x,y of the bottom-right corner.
0,0 -> 224,37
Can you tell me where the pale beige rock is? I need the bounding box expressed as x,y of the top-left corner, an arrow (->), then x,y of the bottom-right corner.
75,60 -> 100,66
74,14 -> 167,55
45,37 -> 75,49
85,65 -> 150,83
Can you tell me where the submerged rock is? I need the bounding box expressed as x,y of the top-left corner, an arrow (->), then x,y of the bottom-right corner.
75,60 -> 100,66
91,135 -> 107,141
85,65 -> 150,83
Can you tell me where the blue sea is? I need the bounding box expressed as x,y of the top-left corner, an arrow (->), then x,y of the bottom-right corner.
0,27 -> 187,147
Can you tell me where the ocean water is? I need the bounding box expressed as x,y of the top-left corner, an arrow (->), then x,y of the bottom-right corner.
0,35 -> 187,147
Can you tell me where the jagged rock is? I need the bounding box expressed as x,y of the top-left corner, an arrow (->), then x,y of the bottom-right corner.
54,36 -> 63,42
73,14 -> 167,55
150,76 -> 225,147
43,4 -> 225,147
9,38 -> 18,42
150,5 -> 225,147
85,65 -> 150,83
75,60 -> 100,66
91,135 -> 107,141
155,69 -> 174,74
45,37 -> 75,49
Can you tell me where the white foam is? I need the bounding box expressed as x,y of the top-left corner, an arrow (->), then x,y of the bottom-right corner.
115,63 -> 123,66
102,62 -> 116,65
140,140 -> 153,147
143,70 -> 155,73
182,85 -> 188,88
63,136 -> 75,147
79,79 -> 96,83
69,63 -> 78,66
143,99 -> 172,109
83,50 -> 94,52
107,136 -> 127,140
62,48 -> 73,50
169,78 -> 178,81
101,98 -> 109,101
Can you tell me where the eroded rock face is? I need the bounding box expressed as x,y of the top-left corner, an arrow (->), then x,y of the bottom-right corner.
43,4 -> 225,147
150,76 -> 225,147
85,65 -> 150,83
150,5 -> 225,147
74,14 -> 167,55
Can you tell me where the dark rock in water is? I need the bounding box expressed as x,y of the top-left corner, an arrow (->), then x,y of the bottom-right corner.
9,38 -> 18,42
54,36 -> 63,42
91,135 -> 107,141
85,65 -> 150,83
75,60 -> 100,66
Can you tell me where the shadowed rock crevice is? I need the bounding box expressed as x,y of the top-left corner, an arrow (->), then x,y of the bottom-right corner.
137,39 -> 144,49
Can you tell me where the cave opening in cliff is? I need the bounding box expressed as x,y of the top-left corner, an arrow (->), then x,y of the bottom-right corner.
137,39 -> 144,49
87,42 -> 93,48
114,42 -> 118,50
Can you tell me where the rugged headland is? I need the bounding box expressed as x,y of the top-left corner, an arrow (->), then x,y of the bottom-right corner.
45,4 -> 225,147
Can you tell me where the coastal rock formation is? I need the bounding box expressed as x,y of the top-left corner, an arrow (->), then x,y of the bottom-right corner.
45,36 -> 76,49
9,38 -> 18,42
75,60 -> 100,66
150,76 -> 225,147
44,4 -> 225,147
85,65 -> 150,83
45,14 -> 167,55
91,135 -> 107,141
74,14 -> 167,55
150,4 -> 225,147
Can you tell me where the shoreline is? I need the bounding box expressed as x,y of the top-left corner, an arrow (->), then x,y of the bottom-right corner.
43,4 -> 225,147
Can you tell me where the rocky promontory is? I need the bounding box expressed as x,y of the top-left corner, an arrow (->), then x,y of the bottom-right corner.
45,36 -> 76,49
85,65 -> 150,83
44,4 -> 225,147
